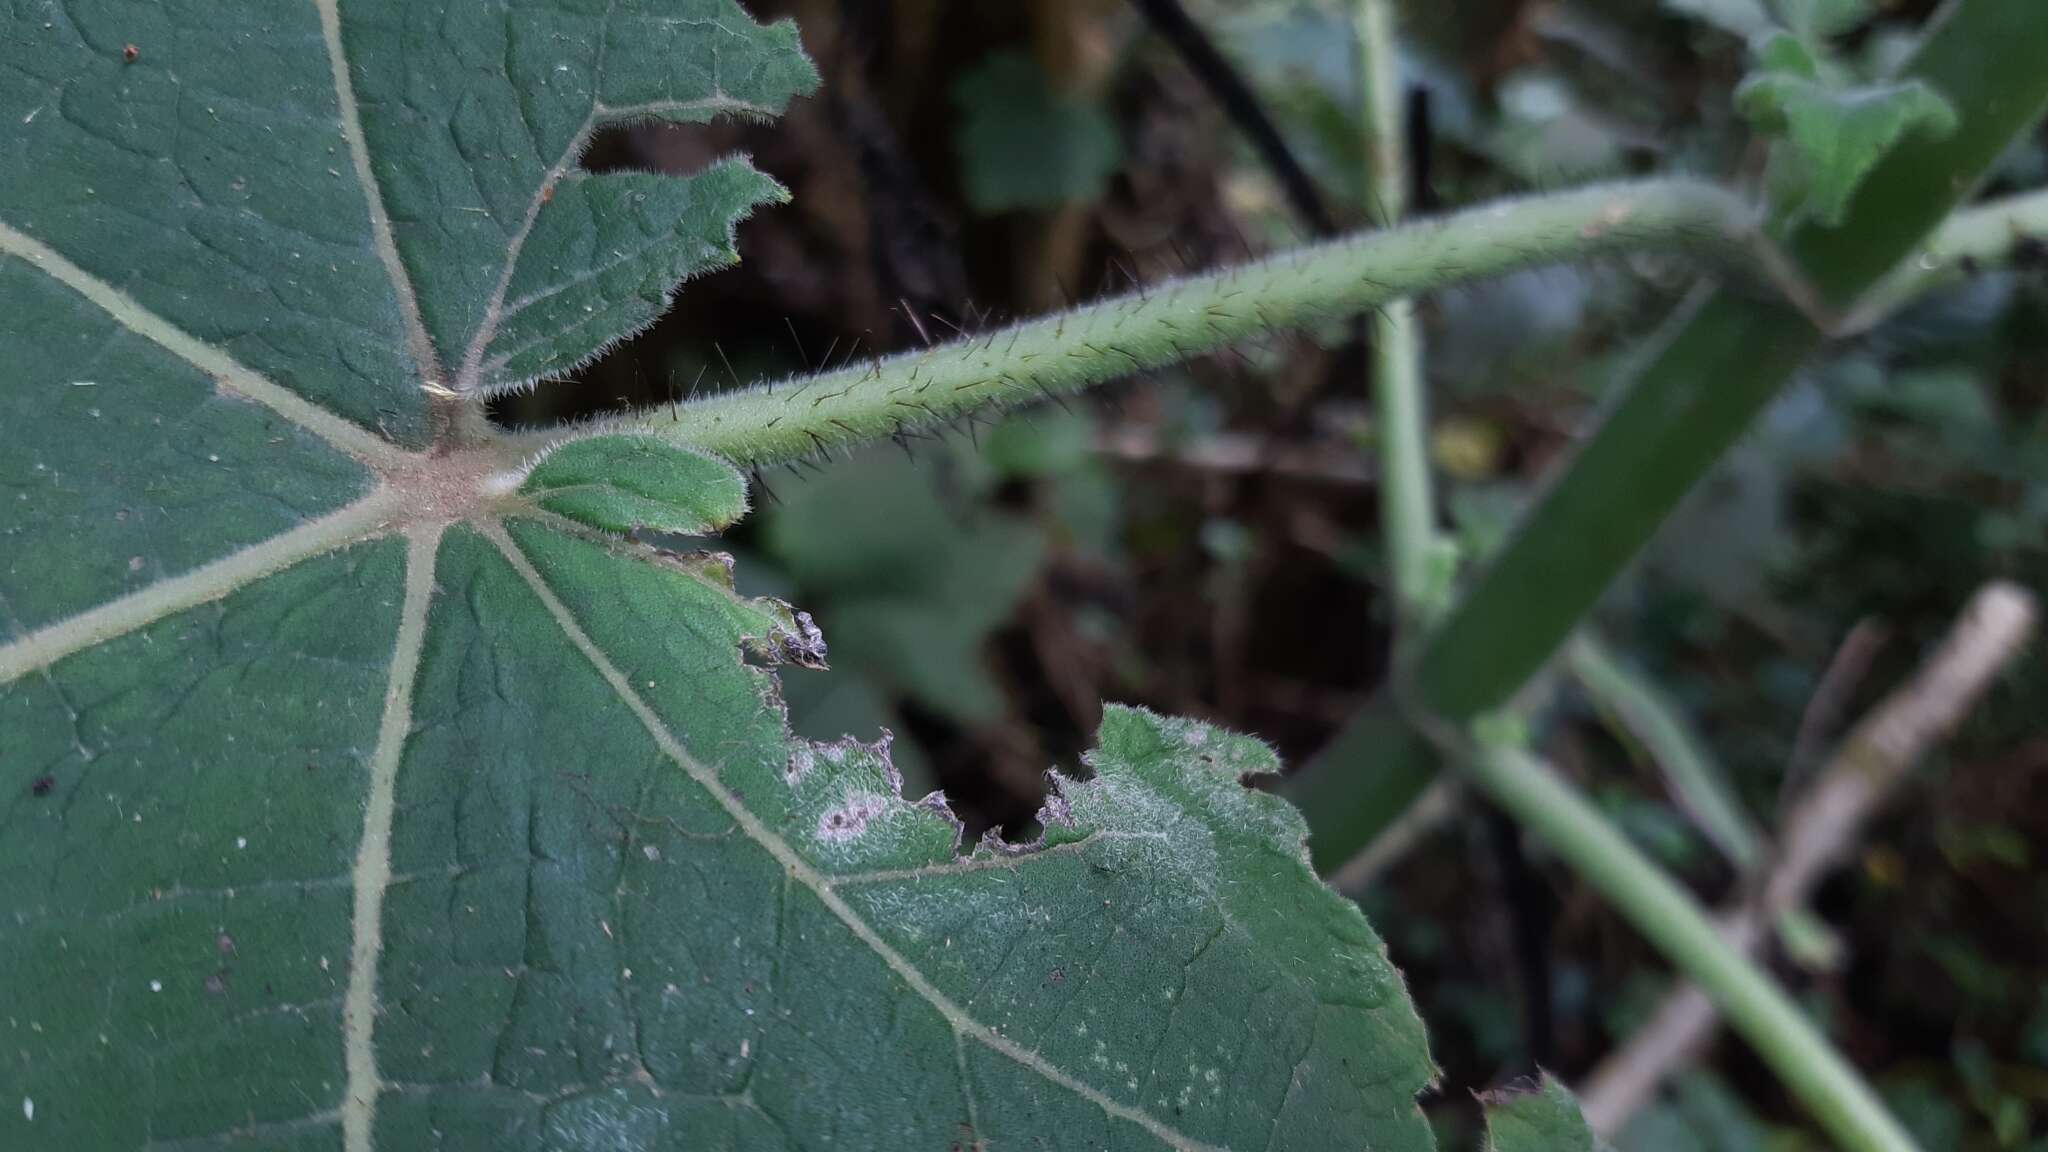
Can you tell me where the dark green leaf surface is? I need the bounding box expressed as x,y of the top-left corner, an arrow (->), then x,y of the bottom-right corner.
0,3 -> 1436,1149
339,0 -> 812,393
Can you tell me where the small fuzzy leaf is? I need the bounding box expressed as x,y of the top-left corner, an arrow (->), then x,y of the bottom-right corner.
1485,1076 -> 1603,1152
1736,33 -> 1958,226
954,51 -> 1121,212
522,434 -> 749,535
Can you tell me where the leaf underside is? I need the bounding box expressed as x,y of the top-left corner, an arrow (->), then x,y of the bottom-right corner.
0,2 -> 1435,1150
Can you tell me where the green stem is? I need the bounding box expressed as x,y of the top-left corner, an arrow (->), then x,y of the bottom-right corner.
1852,184 -> 2048,325
1357,0 -> 1406,228
1566,633 -> 1764,871
1373,298 -> 1434,623
1925,185 -> 2048,271
536,179 -> 2048,483
1564,633 -> 1843,966
1290,0 -> 2048,864
1466,740 -> 1919,1152
563,180 -> 1763,467
1354,0 -> 1439,633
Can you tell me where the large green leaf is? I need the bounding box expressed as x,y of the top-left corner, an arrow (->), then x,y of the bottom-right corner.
0,3 -> 1436,1149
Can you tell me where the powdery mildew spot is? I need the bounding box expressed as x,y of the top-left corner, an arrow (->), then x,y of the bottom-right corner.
785,741 -> 816,784
816,792 -> 888,842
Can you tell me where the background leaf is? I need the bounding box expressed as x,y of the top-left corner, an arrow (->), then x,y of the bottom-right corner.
953,51 -> 1122,214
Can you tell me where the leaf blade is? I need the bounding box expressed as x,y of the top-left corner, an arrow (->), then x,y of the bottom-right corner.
338,0 -> 818,393
2,2 -> 430,439
1,5 -> 1443,1149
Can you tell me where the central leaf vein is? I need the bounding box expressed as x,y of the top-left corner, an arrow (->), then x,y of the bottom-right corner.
343,524 -> 442,1152
0,489 -> 402,685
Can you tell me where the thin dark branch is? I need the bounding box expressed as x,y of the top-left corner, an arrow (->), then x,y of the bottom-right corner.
1128,0 -> 1339,237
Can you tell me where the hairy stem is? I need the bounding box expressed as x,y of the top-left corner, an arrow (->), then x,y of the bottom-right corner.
551,177 -> 2048,477
568,180 -> 1762,466
1466,740 -> 1920,1152
1354,0 -> 1438,633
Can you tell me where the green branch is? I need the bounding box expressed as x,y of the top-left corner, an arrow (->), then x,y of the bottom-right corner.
1921,184 -> 2048,275
1852,184 -> 2048,325
1566,633 -> 1763,870
1465,739 -> 1919,1152
1354,0 -> 1442,634
563,180 -> 1763,467
1567,633 -> 1840,964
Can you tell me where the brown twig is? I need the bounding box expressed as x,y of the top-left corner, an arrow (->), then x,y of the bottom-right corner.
1578,582 -> 2038,1136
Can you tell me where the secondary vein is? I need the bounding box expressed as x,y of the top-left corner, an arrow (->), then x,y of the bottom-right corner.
0,488 -> 402,685
314,0 -> 445,394
0,218 -> 408,469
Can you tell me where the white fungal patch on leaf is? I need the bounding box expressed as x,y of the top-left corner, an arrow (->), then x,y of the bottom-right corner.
815,792 -> 888,843
780,730 -> 968,872
785,741 -> 816,784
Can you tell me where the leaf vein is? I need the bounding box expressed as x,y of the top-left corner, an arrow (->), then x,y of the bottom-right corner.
314,0 -> 444,391
828,831 -> 1142,887
0,489 -> 401,684
0,218 -> 406,467
342,524 -> 442,1152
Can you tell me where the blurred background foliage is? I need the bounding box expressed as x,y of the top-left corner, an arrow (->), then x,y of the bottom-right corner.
493,0 -> 2048,1146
